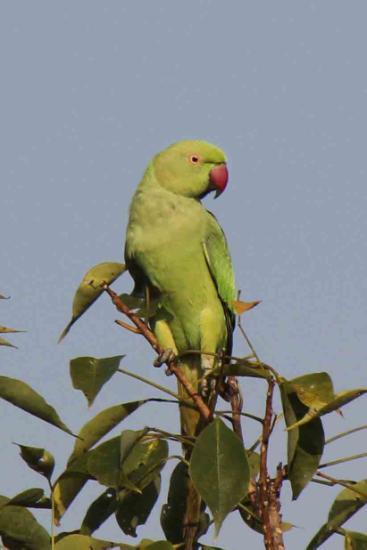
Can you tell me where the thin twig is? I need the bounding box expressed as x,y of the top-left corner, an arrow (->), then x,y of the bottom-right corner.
118,367 -> 182,401
318,451 -> 367,469
104,285 -> 212,422
115,319 -> 142,334
216,409 -> 264,424
315,471 -> 367,499
325,424 -> 367,445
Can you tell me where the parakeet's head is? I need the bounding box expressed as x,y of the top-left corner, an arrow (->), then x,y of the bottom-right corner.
152,140 -> 228,199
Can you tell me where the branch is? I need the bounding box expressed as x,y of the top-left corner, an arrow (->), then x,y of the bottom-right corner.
104,285 -> 212,423
259,379 -> 285,550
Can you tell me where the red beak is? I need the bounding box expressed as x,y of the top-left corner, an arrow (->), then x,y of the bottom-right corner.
209,164 -> 228,197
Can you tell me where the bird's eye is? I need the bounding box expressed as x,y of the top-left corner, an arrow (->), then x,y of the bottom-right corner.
190,155 -> 200,164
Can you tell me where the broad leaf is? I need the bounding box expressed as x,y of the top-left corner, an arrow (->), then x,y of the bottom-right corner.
0,496 -> 10,508
280,381 -> 324,499
116,477 -> 160,537
55,533 -> 133,549
120,429 -> 149,465
80,489 -> 117,535
0,505 -> 50,549
0,376 -> 73,435
55,401 -> 148,523
59,261 -> 126,342
285,373 -> 367,430
87,433 -> 168,491
8,488 -> 45,508
53,455 -> 91,523
71,400 -> 147,461
119,293 -> 159,319
161,462 -> 188,543
306,479 -> 367,549
16,444 -> 55,480
70,355 -> 123,406
190,418 -> 249,535
87,437 -> 122,488
344,531 -> 367,549
122,435 -> 168,490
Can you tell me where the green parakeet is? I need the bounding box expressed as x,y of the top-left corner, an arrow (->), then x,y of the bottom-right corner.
125,140 -> 235,546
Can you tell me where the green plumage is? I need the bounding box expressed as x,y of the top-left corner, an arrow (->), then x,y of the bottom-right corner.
125,140 -> 236,440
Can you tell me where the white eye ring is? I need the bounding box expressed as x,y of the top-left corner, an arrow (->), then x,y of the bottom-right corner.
190,155 -> 200,164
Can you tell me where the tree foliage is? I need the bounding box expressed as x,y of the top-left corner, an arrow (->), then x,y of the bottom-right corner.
1,270 -> 367,549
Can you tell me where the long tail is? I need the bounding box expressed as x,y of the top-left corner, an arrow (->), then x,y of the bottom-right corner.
178,357 -> 207,550
178,357 -> 202,443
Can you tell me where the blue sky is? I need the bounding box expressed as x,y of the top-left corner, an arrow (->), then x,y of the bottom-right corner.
1,2 -> 366,549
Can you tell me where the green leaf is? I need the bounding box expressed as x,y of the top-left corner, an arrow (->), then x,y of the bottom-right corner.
306,479 -> 367,549
280,381 -> 324,499
70,355 -> 124,406
0,376 -> 73,435
71,400 -> 147,461
238,500 -> 263,534
59,261 -> 126,342
16,444 -> 55,480
160,460 -> 210,546
190,418 -> 249,535
160,462 -> 188,543
285,373 -> 367,430
53,454 -> 91,522
87,432 -> 168,491
53,468 -> 91,524
80,489 -> 117,535
87,436 -> 122,488
119,293 -> 159,319
0,496 -> 10,508
142,543 -> 174,550
344,531 -> 367,550
55,533 -> 128,549
292,372 -> 335,408
120,429 -> 149,465
318,389 -> 367,415
216,358 -> 272,380
116,477 -> 160,537
0,326 -> 25,334
122,435 -> 168,491
247,450 -> 260,481
7,488 -> 46,508
0,336 -> 17,348
0,505 -> 50,549
54,402 -> 147,523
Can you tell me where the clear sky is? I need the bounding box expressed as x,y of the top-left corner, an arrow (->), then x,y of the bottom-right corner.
1,2 -> 366,549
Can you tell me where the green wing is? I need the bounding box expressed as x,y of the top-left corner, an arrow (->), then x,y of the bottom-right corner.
202,211 -> 236,312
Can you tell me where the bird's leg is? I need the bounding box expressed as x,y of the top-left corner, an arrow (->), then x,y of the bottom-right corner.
153,347 -> 176,375
220,375 -> 239,402
152,319 -> 178,374
200,353 -> 218,398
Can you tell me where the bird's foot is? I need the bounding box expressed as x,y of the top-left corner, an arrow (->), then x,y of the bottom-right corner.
153,348 -> 176,375
220,376 -> 243,406
200,368 -> 216,398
